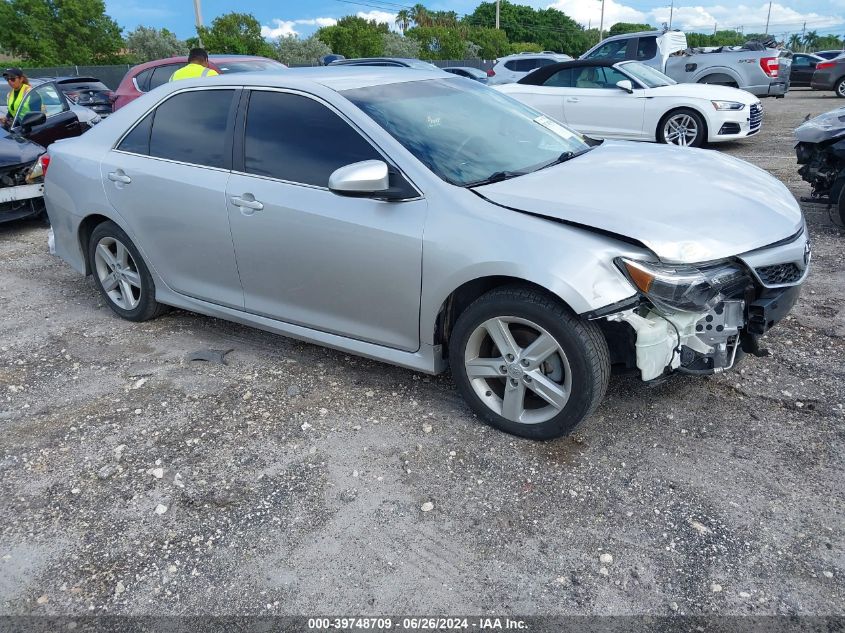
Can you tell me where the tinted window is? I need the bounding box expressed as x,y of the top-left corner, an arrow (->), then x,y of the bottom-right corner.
135,68 -> 153,92
534,58 -> 556,68
504,60 -> 519,71
149,64 -> 181,91
59,81 -> 109,92
792,56 -> 811,67
636,36 -> 657,60
243,91 -> 380,187
148,90 -> 234,167
118,112 -> 153,154
543,68 -> 573,87
584,39 -> 628,60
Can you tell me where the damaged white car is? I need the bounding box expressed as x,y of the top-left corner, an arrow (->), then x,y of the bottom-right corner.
43,71 -> 809,439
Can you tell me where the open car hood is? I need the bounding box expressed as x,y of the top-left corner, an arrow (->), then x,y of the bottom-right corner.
0,131 -> 44,168
474,141 -> 803,264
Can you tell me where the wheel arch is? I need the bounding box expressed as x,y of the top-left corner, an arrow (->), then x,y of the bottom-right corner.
695,69 -> 741,87
432,275 -> 577,358
78,213 -> 115,275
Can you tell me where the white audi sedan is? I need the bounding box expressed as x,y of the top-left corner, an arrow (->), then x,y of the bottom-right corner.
496,59 -> 762,147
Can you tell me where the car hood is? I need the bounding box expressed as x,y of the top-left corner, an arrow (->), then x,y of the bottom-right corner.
0,131 -> 44,167
794,106 -> 845,144
474,141 -> 802,263
644,82 -> 759,104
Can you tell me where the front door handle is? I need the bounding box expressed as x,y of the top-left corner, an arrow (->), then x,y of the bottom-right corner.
107,170 -> 131,184
231,195 -> 264,211
565,97 -> 579,103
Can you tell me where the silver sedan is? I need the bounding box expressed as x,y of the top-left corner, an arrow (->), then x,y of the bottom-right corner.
44,69 -> 809,439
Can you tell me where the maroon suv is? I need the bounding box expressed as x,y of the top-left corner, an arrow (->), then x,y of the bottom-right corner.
112,55 -> 286,111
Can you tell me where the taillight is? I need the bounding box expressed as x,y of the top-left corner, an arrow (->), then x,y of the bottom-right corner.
760,56 -> 779,78
40,155 -> 50,177
816,61 -> 836,70
486,68 -> 495,76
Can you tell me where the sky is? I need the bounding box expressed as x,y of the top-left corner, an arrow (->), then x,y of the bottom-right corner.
104,0 -> 845,42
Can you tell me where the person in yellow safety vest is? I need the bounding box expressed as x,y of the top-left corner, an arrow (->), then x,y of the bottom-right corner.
1,68 -> 32,128
169,48 -> 219,82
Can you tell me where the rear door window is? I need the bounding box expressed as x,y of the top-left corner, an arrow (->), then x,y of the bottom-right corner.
134,68 -> 154,92
543,68 -> 573,87
636,36 -> 658,60
149,64 -> 182,91
117,112 -> 154,154
242,90 -> 381,187
584,39 -> 628,60
147,89 -> 236,168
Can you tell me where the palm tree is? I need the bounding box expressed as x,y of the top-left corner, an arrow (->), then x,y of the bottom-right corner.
803,30 -> 819,52
410,4 -> 431,28
787,33 -> 801,51
395,9 -> 410,34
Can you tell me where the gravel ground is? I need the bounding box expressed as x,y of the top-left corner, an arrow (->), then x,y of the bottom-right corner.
0,89 -> 843,618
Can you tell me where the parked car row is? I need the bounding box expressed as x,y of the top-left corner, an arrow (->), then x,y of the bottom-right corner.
39,66 -> 809,440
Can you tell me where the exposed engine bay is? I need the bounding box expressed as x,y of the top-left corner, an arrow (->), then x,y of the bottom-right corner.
0,160 -> 45,222
795,106 -> 845,226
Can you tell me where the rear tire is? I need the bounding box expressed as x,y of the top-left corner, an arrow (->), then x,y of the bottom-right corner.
835,77 -> 845,98
450,286 -> 610,440
87,221 -> 167,322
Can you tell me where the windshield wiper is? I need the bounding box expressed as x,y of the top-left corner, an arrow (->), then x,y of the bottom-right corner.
463,170 -> 527,188
536,147 -> 594,171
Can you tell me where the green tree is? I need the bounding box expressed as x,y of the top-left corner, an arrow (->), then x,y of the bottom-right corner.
126,26 -> 187,63
608,23 -> 656,36
463,1 -> 590,57
274,34 -> 331,66
410,4 -> 431,28
406,25 -> 466,59
316,16 -> 388,58
395,9 -> 411,34
509,41 -> 542,54
382,32 -> 421,58
466,26 -> 510,59
0,0 -> 124,65
197,12 -> 273,56
803,30 -> 819,51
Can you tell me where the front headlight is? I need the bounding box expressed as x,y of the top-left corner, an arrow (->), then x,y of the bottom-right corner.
617,258 -> 748,313
711,100 -> 745,111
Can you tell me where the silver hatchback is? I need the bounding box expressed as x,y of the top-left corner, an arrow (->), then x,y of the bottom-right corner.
44,68 -> 808,439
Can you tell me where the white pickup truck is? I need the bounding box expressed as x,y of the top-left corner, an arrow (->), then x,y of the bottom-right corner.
581,30 -> 790,98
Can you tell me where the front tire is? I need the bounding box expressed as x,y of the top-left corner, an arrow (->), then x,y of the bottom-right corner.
87,220 -> 167,322
658,108 -> 707,148
450,287 -> 610,440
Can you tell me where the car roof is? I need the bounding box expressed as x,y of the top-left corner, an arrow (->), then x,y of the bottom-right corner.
52,77 -> 105,84
498,52 -> 568,60
149,66 -> 451,93
443,66 -> 485,72
128,55 -> 276,75
598,30 -> 662,42
516,59 -> 622,85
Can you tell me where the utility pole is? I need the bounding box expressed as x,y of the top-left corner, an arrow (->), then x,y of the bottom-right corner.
764,0 -> 772,35
669,0 -> 674,30
193,0 -> 203,45
495,0 -> 500,29
714,22 -> 717,35
801,21 -> 806,52
598,0 -> 605,43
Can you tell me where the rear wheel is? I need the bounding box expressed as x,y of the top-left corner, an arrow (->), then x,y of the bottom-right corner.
87,221 -> 167,321
835,77 -> 845,98
658,108 -> 706,148
450,287 -> 610,440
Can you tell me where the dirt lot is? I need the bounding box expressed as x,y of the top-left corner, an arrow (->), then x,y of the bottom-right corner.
0,90 -> 843,619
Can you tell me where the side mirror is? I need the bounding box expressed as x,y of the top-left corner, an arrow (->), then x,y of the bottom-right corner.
328,160 -> 411,201
19,111 -> 46,131
616,79 -> 634,93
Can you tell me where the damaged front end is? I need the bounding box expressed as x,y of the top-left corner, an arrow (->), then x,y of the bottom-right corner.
598,239 -> 807,381
0,159 -> 46,223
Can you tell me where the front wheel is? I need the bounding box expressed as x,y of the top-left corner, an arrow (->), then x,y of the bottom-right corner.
657,108 -> 706,148
450,287 -> 610,440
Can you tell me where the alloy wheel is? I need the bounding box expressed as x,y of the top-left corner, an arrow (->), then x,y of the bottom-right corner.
463,316 -> 572,425
93,236 -> 142,310
663,113 -> 699,147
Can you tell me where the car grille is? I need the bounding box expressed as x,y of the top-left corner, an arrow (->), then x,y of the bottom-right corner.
755,263 -> 801,285
749,103 -> 763,134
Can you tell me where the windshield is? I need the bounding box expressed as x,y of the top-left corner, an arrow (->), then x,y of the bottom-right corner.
216,60 -> 286,73
619,61 -> 675,88
343,78 -> 590,186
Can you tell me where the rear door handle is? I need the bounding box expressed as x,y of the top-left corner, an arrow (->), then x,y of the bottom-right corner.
565,97 -> 579,103
107,171 -> 131,184
231,195 -> 264,211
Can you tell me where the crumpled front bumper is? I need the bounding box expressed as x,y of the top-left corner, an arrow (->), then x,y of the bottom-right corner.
603,230 -> 809,381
